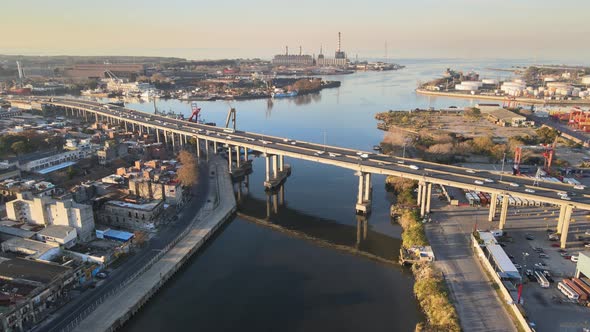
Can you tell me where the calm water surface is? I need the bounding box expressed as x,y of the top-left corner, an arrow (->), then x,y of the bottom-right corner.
118,58 -> 539,332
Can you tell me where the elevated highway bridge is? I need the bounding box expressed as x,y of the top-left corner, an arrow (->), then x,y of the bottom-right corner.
11,97 -> 590,248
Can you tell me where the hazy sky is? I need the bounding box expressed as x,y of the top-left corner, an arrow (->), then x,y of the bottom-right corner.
1,0 -> 589,61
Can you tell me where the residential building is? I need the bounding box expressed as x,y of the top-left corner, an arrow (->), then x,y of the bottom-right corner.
0,255 -> 74,332
36,225 -> 77,248
97,198 -> 164,230
5,193 -> 96,242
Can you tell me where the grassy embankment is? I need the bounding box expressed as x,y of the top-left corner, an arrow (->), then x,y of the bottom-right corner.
387,177 -> 461,332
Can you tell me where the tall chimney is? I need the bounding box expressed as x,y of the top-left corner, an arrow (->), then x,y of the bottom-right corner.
285,46 -> 289,55
299,46 -> 302,56
338,32 -> 341,52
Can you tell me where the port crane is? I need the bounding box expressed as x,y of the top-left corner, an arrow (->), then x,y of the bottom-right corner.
188,101 -> 201,122
513,136 -> 559,175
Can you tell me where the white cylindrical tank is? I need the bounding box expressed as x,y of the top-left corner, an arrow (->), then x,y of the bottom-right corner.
482,79 -> 498,85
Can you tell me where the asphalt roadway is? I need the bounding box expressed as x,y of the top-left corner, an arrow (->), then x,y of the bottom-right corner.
32,161 -> 210,332
34,97 -> 590,210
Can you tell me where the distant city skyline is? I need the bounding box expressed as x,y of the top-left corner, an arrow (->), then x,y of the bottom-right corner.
1,0 -> 589,63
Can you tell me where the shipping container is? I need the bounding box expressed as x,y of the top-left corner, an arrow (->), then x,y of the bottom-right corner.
563,279 -> 588,301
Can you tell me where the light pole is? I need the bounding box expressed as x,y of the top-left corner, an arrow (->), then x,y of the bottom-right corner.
500,152 -> 506,181
521,251 -> 529,280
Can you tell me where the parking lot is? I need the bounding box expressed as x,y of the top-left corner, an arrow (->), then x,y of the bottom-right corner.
499,206 -> 590,332
427,184 -> 590,332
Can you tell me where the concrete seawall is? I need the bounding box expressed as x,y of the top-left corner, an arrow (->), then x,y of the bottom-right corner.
73,157 -> 236,332
416,88 -> 590,106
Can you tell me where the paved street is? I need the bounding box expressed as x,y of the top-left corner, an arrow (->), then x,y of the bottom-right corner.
33,161 -> 210,332
425,198 -> 517,332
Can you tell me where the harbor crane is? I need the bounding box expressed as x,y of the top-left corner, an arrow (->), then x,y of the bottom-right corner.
188,101 -> 201,122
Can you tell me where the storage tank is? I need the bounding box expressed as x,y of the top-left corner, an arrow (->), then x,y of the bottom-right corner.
482,79 -> 499,85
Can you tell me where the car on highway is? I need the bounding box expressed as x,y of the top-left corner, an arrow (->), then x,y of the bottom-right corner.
560,196 -> 571,201
484,178 -> 494,183
525,188 -> 535,193
329,152 -> 341,157
466,169 -> 476,174
574,185 -> 586,190
474,180 -> 484,185
290,141 -> 297,145
397,161 -> 405,164
314,151 -> 325,156
409,165 -> 419,170
585,243 -> 590,248
509,182 -> 519,187
359,153 -> 369,159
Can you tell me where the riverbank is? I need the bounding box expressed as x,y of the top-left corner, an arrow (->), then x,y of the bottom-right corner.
388,179 -> 461,332
416,88 -> 590,106
72,156 -> 236,332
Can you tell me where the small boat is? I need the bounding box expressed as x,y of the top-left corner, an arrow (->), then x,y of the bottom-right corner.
271,89 -> 298,98
373,145 -> 382,151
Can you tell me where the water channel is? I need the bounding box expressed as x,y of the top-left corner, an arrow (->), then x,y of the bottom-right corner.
118,58 -> 538,331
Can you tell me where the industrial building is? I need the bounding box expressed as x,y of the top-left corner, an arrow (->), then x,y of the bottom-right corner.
63,63 -> 145,80
575,252 -> 590,279
317,32 -> 349,67
478,106 -> 530,127
271,46 -> 314,66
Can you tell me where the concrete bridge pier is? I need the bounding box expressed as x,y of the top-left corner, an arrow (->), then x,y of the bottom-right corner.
264,154 -> 290,190
417,184 -> 423,205
355,172 -> 372,215
499,195 -> 509,229
228,146 -> 233,172
356,215 -> 368,248
419,182 -> 432,217
556,204 -> 567,233
195,137 -> 200,158
559,205 -> 573,249
488,193 -> 498,222
213,141 -> 218,154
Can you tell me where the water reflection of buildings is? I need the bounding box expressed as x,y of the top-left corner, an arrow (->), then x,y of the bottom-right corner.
264,92 -> 322,116
233,180 -> 400,262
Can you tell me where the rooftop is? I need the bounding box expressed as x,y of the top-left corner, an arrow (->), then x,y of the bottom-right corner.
37,225 -> 76,239
106,199 -> 162,211
0,254 -> 71,284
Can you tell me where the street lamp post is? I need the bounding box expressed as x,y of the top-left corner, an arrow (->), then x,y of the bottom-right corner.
500,152 -> 506,181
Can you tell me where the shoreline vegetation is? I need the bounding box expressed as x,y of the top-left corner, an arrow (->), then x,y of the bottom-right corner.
387,177 -> 461,332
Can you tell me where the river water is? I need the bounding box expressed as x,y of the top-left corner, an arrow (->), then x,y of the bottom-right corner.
118,58 -> 538,332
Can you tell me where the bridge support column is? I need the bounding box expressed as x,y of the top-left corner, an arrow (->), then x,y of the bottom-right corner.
228,146 -> 233,172
425,183 -> 432,214
420,185 -> 426,217
244,147 -> 248,161
488,193 -> 498,222
363,173 -> 371,202
357,173 -> 364,205
214,141 -> 218,154
205,139 -> 209,157
273,193 -> 278,214
156,129 -> 160,143
279,155 -> 284,172
95,113 -> 99,123
356,172 -> 371,215
499,195 -> 509,230
236,146 -> 241,168
171,133 -> 175,150
560,205 -> 573,249
164,131 -> 168,144
265,155 -> 271,182
272,155 -> 278,177
196,137 -> 200,158
132,123 -> 135,132
417,184 -> 423,205
556,204 -> 567,233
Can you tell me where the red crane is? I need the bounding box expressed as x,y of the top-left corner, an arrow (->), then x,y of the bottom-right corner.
188,102 -> 201,122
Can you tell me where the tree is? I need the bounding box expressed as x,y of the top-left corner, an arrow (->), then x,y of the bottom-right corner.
11,141 -> 28,155
177,150 -> 198,187
471,136 -> 494,154
66,166 -> 77,179
536,127 -> 559,144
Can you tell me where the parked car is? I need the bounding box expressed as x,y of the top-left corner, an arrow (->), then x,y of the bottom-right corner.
534,263 -> 548,269
543,271 -> 554,283
539,253 -> 549,259
96,272 -> 108,279
525,234 -> 535,240
571,255 -> 579,262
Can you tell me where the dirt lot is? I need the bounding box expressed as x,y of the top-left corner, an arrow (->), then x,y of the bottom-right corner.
382,113 -> 537,146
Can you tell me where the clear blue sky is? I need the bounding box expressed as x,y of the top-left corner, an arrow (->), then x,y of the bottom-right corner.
1,0 -> 589,61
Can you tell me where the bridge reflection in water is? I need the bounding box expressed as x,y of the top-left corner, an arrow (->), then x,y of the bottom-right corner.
233,178 -> 402,264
